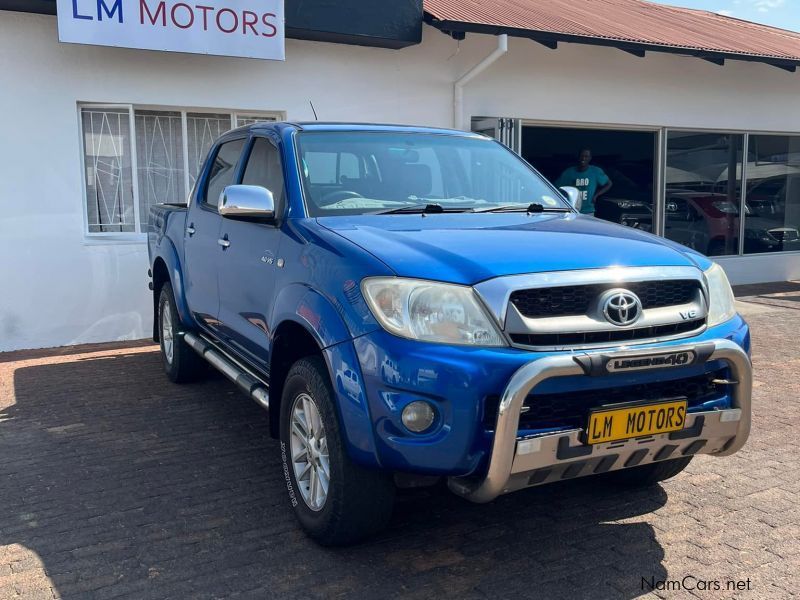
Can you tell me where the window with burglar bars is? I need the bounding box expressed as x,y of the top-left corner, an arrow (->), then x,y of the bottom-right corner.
79,105 -> 282,235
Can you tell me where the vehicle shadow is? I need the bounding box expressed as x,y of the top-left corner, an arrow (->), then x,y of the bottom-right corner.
1,348 -> 667,599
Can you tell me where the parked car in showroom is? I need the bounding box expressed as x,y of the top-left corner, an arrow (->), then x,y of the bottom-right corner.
665,190 -> 800,255
593,167 -> 654,231
148,122 -> 752,545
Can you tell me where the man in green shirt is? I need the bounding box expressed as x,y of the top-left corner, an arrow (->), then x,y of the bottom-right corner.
555,149 -> 613,214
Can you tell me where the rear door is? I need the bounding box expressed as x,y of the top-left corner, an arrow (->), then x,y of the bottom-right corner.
216,135 -> 286,371
183,137 -> 247,331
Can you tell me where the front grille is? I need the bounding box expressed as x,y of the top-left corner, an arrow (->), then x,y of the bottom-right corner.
509,280 -> 699,319
509,318 -> 705,348
770,229 -> 799,242
483,368 -> 727,432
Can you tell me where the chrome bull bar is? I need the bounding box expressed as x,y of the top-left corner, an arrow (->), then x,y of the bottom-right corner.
448,339 -> 752,503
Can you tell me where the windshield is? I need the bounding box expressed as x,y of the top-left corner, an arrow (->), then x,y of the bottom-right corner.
295,131 -> 569,216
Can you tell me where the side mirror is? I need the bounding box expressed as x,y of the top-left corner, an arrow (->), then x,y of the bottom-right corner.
559,186 -> 582,211
219,185 -> 275,220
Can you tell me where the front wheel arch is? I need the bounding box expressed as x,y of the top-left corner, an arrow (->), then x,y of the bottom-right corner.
269,321 -> 325,439
269,320 -> 381,468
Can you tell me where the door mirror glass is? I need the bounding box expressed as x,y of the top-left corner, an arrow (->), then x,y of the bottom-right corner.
559,186 -> 582,211
219,185 -> 275,220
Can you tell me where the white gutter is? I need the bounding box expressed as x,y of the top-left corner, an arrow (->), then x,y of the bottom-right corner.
453,34 -> 508,130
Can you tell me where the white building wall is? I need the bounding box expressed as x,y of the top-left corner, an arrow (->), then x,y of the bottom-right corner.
458,35 -> 800,132
1,14 -> 798,351
0,13 -> 457,352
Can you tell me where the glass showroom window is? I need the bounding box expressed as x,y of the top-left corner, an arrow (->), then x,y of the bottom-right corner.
79,106 -> 280,236
664,131 -> 744,257
744,135 -> 800,254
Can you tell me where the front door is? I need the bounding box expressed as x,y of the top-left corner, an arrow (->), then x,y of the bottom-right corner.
217,136 -> 285,372
183,137 -> 247,330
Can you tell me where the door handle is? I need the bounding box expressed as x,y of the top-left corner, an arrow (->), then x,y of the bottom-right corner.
217,237 -> 230,249
186,224 -> 196,236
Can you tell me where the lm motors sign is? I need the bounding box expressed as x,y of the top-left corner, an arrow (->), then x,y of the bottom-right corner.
57,0 -> 284,60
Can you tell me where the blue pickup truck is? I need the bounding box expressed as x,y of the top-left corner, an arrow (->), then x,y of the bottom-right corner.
147,122 -> 752,545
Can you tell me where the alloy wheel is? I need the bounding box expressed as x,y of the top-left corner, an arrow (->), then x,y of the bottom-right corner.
290,392 -> 330,511
161,302 -> 174,365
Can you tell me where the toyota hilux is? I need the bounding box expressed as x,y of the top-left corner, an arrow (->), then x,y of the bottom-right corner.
147,122 -> 751,545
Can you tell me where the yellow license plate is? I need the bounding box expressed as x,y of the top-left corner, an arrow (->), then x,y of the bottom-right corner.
586,399 -> 688,445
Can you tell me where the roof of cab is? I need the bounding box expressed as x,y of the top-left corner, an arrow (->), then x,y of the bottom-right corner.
235,121 -> 485,137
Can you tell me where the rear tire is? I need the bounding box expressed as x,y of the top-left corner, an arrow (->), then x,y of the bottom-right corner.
604,456 -> 693,487
280,356 -> 395,545
158,282 -> 204,383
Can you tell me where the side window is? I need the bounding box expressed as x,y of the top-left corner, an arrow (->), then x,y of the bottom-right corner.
241,138 -> 286,210
203,138 -> 246,208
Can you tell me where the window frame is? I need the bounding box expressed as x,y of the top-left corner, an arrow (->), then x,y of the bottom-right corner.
663,128 -> 800,257
519,118 -> 800,258
663,129 -> 746,258
740,132 -> 800,256
78,103 -> 139,241
77,103 -> 284,241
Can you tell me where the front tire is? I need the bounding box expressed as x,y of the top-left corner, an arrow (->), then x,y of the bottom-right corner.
603,456 -> 693,487
158,282 -> 204,383
280,357 -> 395,545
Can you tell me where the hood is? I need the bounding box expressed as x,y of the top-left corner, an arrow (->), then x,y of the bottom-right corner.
317,213 -> 708,285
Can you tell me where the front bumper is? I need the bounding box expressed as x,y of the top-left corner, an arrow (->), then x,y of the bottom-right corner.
447,338 -> 751,503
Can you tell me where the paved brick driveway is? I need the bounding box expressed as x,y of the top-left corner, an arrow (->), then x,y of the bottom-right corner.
1,287 -> 798,599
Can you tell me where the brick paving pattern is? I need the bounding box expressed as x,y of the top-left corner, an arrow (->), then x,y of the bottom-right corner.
1,287 -> 798,599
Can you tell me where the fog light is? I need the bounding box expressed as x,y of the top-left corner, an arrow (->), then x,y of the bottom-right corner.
401,401 -> 436,433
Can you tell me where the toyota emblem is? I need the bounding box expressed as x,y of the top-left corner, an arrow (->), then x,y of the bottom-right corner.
602,289 -> 642,326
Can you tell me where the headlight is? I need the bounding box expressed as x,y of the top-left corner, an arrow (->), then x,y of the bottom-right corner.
746,229 -> 773,242
712,200 -> 739,214
704,263 -> 737,327
617,200 -> 645,209
361,277 -> 506,346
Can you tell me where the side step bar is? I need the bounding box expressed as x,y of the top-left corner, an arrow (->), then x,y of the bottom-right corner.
183,332 -> 270,411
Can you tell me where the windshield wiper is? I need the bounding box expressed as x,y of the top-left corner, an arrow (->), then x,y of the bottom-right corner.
475,202 -> 572,213
376,203 -> 474,215
527,203 -> 572,213
375,202 -> 569,215
475,203 -> 572,214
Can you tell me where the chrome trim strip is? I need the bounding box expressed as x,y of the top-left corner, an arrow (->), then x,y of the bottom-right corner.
508,323 -> 708,352
505,298 -> 706,334
447,339 -> 751,503
474,265 -> 706,325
